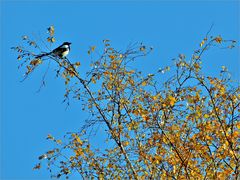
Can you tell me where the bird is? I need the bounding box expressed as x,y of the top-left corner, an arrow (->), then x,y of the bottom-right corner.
36,42 -> 71,59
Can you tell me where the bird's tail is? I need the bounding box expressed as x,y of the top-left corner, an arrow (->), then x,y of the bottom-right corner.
36,52 -> 51,58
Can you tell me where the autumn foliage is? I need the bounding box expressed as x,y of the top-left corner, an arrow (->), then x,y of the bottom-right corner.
12,26 -> 239,179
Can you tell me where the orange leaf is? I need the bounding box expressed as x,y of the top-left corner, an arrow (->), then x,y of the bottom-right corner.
215,36 -> 222,43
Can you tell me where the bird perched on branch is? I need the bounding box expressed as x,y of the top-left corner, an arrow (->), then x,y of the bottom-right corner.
37,42 -> 71,59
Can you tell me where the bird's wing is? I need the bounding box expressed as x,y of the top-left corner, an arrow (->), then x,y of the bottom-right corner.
52,46 -> 67,54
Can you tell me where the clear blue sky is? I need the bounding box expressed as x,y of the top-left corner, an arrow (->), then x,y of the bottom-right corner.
1,1 -> 239,179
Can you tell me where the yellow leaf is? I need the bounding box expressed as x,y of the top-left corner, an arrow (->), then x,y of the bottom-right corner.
56,140 -> 62,144
51,37 -> 55,42
107,163 -> 113,168
123,141 -> 129,146
194,63 -> 200,69
132,109 -> 139,116
236,122 -> 240,129
140,45 -> 146,51
205,135 -> 212,141
221,66 -> 227,71
168,96 -> 176,106
65,79 -> 69,85
91,46 -> 96,52
99,174 -> 104,180
209,79 -> 215,85
142,114 -> 150,121
141,81 -> 147,86
91,77 -> 96,84
75,62 -> 81,67
152,95 -> 158,101
109,55 -> 115,60
165,66 -> 170,71
75,136 -> 83,145
106,82 -> 112,90
46,134 -> 54,140
232,131 -> 239,138
75,148 -> 84,157
219,86 -> 225,94
128,78 -> 135,86
200,40 -> 205,47
204,114 -> 209,119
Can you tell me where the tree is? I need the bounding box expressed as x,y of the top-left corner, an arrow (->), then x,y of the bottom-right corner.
12,26 -> 239,179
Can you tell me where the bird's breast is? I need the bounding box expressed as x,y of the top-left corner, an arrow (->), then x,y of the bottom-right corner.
62,49 -> 69,57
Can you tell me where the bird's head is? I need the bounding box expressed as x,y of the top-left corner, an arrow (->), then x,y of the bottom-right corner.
62,42 -> 72,46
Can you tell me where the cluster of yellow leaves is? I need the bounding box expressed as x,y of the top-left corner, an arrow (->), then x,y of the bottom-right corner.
200,40 -> 205,47
163,95 -> 176,107
127,121 -> 140,131
30,58 -> 42,66
47,37 -> 55,43
88,46 -> 96,55
61,64 -> 79,85
47,26 -> 55,43
200,36 -> 223,48
22,30 -> 238,179
207,77 -> 227,97
200,37 -> 208,47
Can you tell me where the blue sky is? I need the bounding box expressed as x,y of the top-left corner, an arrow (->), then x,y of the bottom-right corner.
1,1 -> 239,179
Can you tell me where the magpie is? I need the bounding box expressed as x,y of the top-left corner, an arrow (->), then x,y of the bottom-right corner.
37,42 -> 71,59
